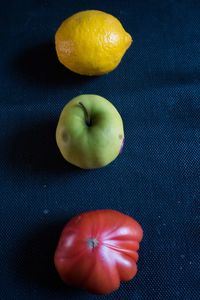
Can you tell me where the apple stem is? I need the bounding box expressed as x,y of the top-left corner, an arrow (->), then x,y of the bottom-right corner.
79,102 -> 91,126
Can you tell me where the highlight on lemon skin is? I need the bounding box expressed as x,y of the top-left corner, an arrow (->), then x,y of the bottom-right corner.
55,10 -> 132,76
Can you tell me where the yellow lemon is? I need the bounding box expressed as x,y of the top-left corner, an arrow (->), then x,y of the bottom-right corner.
55,10 -> 132,75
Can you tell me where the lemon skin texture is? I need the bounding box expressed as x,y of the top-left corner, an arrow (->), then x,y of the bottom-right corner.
55,10 -> 132,75
56,95 -> 124,169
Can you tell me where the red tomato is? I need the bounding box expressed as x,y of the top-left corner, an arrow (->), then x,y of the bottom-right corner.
54,209 -> 143,294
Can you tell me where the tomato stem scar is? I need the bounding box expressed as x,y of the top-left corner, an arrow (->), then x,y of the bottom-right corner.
87,238 -> 98,249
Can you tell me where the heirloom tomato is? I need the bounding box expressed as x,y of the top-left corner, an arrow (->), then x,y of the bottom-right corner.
54,209 -> 143,294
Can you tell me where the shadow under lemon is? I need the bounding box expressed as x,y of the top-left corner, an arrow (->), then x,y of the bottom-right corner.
13,41 -> 96,88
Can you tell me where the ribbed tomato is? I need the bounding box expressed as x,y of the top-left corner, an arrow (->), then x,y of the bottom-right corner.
54,209 -> 143,294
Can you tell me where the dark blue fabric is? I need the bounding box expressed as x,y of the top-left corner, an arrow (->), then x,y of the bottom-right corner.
1,1 -> 200,299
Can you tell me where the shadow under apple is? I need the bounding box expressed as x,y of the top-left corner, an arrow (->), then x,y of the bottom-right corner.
6,117 -> 78,176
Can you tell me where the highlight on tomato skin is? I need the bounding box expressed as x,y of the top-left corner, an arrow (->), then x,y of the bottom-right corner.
54,209 -> 143,295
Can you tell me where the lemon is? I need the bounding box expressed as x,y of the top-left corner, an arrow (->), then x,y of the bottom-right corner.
55,10 -> 132,76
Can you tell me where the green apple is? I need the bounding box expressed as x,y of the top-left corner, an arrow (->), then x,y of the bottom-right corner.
56,94 -> 124,169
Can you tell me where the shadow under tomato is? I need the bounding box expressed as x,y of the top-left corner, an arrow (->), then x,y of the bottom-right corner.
12,219 -> 84,296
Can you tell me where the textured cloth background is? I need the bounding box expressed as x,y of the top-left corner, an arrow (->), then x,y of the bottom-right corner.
1,0 -> 200,299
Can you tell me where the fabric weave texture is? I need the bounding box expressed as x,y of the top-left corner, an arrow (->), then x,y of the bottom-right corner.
0,1 -> 200,299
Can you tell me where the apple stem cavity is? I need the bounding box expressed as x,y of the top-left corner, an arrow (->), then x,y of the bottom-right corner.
79,102 -> 92,127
